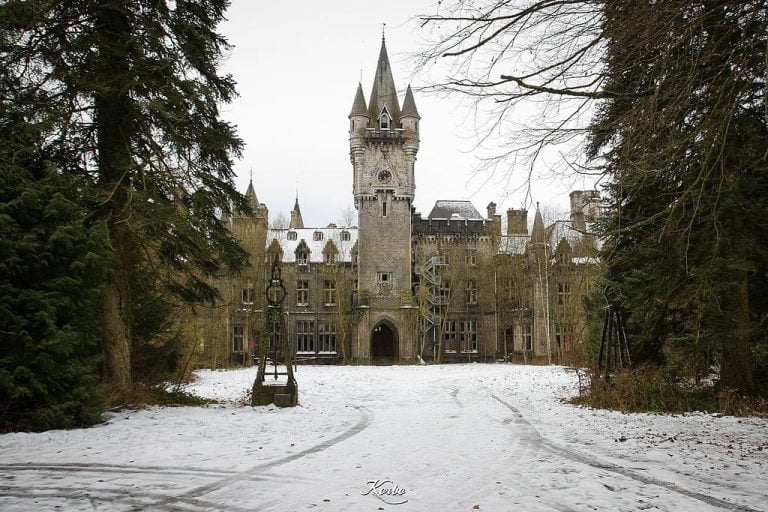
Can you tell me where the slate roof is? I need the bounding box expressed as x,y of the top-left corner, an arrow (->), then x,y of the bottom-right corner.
427,200 -> 484,220
267,228 -> 358,263
401,85 -> 420,119
368,37 -> 402,125
349,83 -> 368,118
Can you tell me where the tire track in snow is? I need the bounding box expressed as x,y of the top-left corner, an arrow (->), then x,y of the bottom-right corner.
0,462 -> 236,478
0,484 -> 253,512
491,393 -> 761,512
162,405 -> 373,502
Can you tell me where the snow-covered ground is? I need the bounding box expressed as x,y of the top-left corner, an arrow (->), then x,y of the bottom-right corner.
1,364 -> 765,511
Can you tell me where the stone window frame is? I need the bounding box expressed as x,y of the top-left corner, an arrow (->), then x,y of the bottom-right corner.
241,284 -> 255,305
287,231 -> 297,241
557,282 -> 571,305
379,107 -> 391,130
443,320 -> 458,353
296,279 -> 310,306
323,279 -> 337,306
465,249 -> 478,266
318,322 -> 337,354
460,320 -> 478,353
296,320 -> 314,354
465,279 -> 477,305
232,325 -> 245,353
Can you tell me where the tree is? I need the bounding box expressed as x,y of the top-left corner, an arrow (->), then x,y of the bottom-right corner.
1,1 -> 249,393
419,1 -> 767,394
0,98 -> 110,430
270,211 -> 290,229
590,1 -> 768,394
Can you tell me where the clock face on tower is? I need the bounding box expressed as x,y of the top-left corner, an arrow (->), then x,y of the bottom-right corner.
377,169 -> 392,184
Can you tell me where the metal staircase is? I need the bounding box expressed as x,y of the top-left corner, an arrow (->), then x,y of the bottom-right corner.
414,255 -> 448,356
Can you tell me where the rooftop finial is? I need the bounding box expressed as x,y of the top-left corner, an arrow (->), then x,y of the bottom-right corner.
249,167 -> 253,183
382,22 -> 386,43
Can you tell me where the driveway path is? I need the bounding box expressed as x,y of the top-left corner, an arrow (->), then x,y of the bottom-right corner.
1,365 -> 765,511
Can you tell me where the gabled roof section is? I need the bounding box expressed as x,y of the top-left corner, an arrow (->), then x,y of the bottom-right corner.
368,36 -> 401,126
294,239 -> 310,255
427,200 -> 483,220
349,83 -> 368,118
401,84 -> 420,119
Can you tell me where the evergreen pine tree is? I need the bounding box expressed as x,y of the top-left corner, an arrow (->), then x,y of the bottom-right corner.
1,0 -> 249,393
0,105 -> 109,431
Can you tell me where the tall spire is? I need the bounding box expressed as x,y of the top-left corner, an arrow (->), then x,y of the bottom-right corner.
368,35 -> 401,126
289,190 -> 304,229
531,202 -> 546,244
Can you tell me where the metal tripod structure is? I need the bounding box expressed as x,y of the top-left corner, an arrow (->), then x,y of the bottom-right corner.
597,305 -> 631,380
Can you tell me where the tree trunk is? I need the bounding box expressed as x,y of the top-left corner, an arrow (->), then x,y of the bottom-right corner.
102,278 -> 132,391
95,2 -> 135,391
719,270 -> 755,394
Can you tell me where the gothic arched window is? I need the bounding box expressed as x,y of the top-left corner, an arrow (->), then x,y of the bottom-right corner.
379,109 -> 390,130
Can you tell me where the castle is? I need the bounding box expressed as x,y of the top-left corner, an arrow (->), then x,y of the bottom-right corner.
192,37 -> 600,367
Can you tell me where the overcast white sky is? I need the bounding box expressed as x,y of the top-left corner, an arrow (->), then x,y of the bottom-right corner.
219,0 -> 594,227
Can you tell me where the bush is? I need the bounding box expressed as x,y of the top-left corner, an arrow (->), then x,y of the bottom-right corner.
572,365 -> 767,416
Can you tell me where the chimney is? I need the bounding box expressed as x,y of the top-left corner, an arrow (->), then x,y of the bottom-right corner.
507,208 -> 528,235
569,190 -> 600,231
487,202 -> 497,219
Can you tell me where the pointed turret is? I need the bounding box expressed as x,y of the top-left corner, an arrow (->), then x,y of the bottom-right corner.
531,203 -> 546,245
349,83 -> 368,118
349,82 -> 370,134
245,180 -> 259,211
368,36 -> 401,128
400,84 -> 420,133
401,84 -> 420,119
289,195 -> 304,229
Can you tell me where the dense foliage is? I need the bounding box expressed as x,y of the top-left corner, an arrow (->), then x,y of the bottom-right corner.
0,107 -> 109,431
0,0 -> 249,428
590,1 -> 768,394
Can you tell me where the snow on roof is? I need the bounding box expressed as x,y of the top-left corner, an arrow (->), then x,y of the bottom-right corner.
267,227 -> 358,263
572,256 -> 598,265
498,235 -> 530,255
427,200 -> 484,221
548,220 -> 584,252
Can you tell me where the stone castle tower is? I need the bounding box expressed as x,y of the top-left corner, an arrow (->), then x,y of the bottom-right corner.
349,36 -> 421,362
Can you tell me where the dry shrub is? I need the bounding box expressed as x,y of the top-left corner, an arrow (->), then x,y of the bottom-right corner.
571,365 -> 766,416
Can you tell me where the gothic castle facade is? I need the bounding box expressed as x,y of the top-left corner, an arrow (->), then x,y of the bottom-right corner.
191,38 -> 600,367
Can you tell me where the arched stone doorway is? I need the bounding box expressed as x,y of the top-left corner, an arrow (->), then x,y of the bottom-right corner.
371,321 -> 398,362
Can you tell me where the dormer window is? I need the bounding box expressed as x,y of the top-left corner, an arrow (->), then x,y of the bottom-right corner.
297,251 -> 308,266
340,230 -> 351,241
313,231 -> 324,241
379,107 -> 391,130
287,231 -> 297,241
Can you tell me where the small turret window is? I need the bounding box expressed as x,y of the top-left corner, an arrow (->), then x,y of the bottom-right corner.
379,108 -> 391,130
